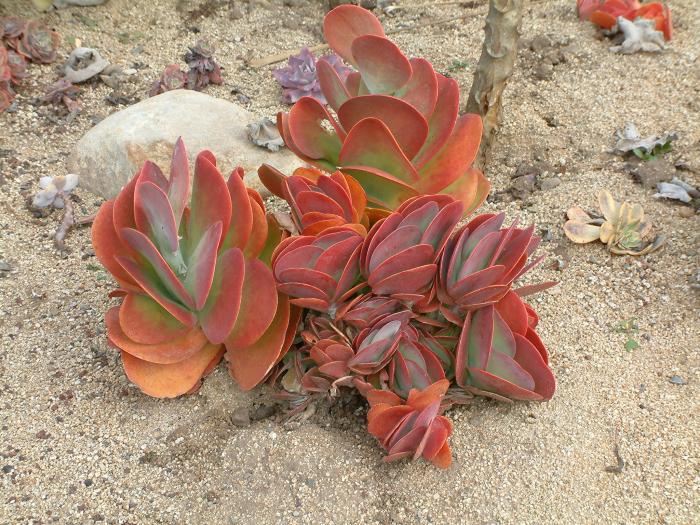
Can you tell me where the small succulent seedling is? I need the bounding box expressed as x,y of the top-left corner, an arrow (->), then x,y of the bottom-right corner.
614,318 -> 640,351
564,190 -> 664,256
32,174 -> 79,208
184,41 -> 222,90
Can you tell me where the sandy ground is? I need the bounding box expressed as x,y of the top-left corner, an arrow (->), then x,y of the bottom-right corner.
1,0 -> 699,523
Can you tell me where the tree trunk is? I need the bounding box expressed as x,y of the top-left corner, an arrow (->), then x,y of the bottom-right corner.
466,0 -> 523,170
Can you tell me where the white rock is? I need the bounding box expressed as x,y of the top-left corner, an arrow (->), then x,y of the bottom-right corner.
68,90 -> 302,199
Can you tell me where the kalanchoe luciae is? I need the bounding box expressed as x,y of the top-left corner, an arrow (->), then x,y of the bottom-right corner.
16,20 -> 60,64
438,212 -> 555,321
271,226 -> 365,317
259,165 -> 370,236
92,138 -> 300,397
361,195 -> 463,304
272,47 -> 350,105
366,379 -> 454,468
184,40 -> 223,90
276,5 -> 489,212
454,291 -> 555,402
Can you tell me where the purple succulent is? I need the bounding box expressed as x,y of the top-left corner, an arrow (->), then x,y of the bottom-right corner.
149,64 -> 188,97
184,40 -> 223,90
273,47 -> 351,105
42,79 -> 80,112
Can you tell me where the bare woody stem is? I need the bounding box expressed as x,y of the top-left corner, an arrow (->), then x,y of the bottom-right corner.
54,191 -> 75,251
466,0 -> 523,170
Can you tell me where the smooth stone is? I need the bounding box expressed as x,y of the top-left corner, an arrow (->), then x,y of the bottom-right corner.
68,90 -> 302,199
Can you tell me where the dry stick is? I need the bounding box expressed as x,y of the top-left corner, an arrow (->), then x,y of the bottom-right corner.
75,212 -> 96,226
249,13 -> 478,69
54,192 -> 75,251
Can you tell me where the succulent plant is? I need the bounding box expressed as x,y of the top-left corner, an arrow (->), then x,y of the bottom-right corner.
0,87 -> 11,112
366,379 -> 453,468
577,0 -> 672,40
92,138 -> 299,396
5,49 -> 28,85
271,226 -> 365,317
0,17 -> 26,48
184,41 -> 223,90
276,5 -> 489,212
438,212 -> 555,321
454,291 -> 555,401
149,64 -> 188,97
272,47 -> 350,105
266,175 -> 556,465
361,195 -> 463,304
564,189 -> 664,256
259,165 -> 370,236
16,20 -> 60,64
32,173 -> 79,208
42,79 -> 80,112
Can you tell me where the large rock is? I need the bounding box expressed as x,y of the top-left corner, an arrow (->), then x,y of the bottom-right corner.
68,90 -> 302,199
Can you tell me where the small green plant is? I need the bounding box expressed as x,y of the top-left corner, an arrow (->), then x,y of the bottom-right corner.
446,59 -> 470,74
632,141 -> 672,161
614,318 -> 640,351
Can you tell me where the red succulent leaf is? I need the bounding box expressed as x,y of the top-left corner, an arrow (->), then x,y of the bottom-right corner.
337,95 -> 429,160
226,295 -> 299,390
395,58 -> 439,118
107,306 -> 207,365
288,97 -> 344,160
188,152 -> 232,253
118,294 -> 190,345
323,4 -> 385,66
167,137 -> 190,227
120,342 -> 223,398
412,75 -> 459,169
350,35 -> 412,95
455,305 -> 554,401
317,57 -> 351,112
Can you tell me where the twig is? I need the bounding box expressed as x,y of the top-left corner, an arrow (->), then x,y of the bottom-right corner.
249,14 -> 474,68
75,212 -> 96,226
54,192 -> 75,251
386,0 -> 480,12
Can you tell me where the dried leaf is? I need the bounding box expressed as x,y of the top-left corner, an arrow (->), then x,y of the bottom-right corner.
247,118 -> 285,152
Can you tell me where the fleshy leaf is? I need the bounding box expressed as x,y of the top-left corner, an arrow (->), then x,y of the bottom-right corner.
337,95 -> 429,160
323,4 -> 385,66
121,343 -> 223,398
350,35 -> 412,94
119,293 -> 189,345
226,294 -> 293,390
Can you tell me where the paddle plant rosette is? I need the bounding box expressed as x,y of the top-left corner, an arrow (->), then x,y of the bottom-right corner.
92,138 -> 299,397
265,4 -> 489,213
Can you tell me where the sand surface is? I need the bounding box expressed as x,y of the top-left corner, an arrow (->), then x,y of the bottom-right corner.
0,0 -> 698,523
